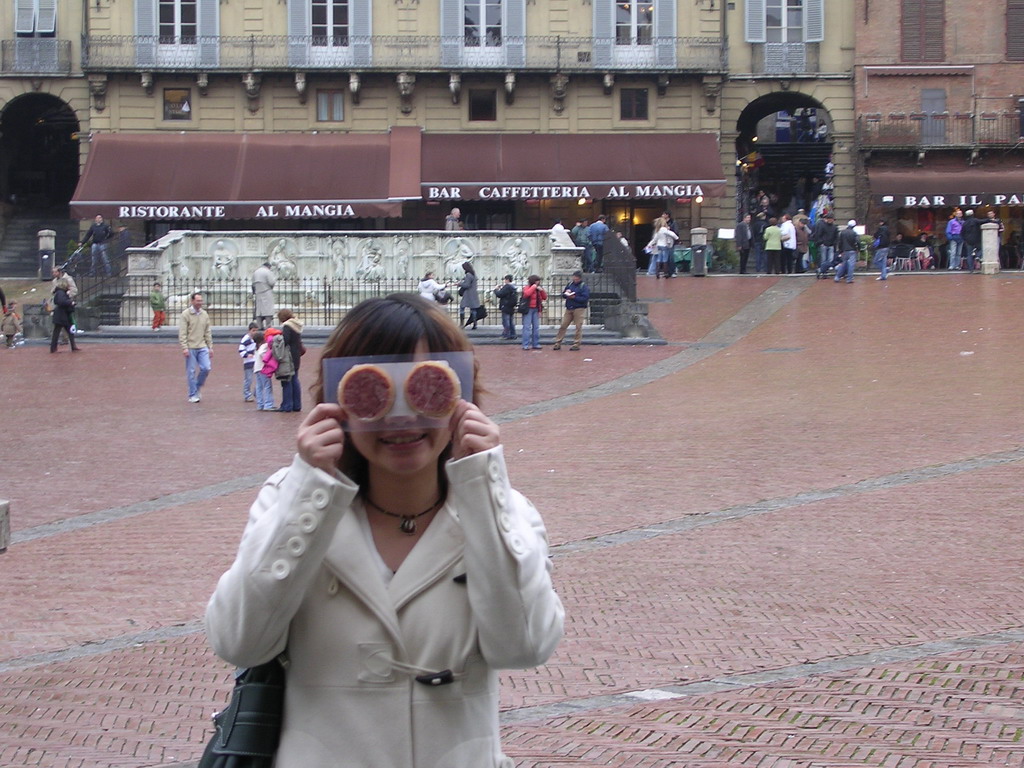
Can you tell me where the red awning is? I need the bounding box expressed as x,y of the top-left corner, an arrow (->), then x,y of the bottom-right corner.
420,133 -> 726,202
71,128 -> 422,220
870,163 -> 1024,207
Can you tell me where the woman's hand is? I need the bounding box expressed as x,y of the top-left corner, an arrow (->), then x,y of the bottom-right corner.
449,400 -> 500,460
297,403 -> 346,472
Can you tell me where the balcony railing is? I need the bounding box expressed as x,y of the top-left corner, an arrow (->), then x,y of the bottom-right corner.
82,34 -> 726,73
1,39 -> 72,75
857,113 -> 1024,149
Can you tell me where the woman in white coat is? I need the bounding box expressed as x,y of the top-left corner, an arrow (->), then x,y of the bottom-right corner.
206,294 -> 564,768
646,214 -> 679,279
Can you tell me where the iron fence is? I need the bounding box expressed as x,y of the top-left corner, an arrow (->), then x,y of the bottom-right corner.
81,34 -> 725,73
857,113 -> 1024,149
96,274 -> 628,329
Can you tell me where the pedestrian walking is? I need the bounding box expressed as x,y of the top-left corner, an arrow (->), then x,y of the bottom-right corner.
834,220 -> 860,284
813,214 -> 838,279
149,282 -> 166,330
763,217 -> 783,275
179,292 -> 212,403
735,213 -> 753,274
872,219 -> 891,281
458,262 -> 481,330
961,210 -> 981,273
49,279 -> 79,353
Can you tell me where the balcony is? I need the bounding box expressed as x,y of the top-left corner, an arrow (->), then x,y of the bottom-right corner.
857,113 -> 1024,150
2,39 -> 72,75
81,34 -> 726,74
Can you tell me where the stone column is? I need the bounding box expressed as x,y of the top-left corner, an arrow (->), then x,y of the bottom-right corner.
690,227 -> 709,276
38,229 -> 55,280
981,222 -> 1000,275
0,499 -> 9,553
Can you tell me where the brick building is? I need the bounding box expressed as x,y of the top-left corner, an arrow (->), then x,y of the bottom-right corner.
855,0 -> 1024,268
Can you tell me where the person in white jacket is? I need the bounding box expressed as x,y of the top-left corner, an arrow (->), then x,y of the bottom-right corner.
206,293 -> 564,768
647,215 -> 679,279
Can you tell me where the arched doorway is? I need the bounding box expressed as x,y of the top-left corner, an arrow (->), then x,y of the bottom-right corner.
0,93 -> 80,209
736,92 -> 834,222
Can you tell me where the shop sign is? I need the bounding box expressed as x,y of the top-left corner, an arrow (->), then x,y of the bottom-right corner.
116,202 -> 365,219
424,183 -> 707,201
880,193 -> 1024,208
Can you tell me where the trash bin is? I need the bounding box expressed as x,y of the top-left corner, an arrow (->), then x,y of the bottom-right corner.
691,244 -> 708,277
675,247 -> 692,273
39,251 -> 53,281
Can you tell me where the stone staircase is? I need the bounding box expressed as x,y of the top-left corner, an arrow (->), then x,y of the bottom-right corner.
0,207 -> 80,278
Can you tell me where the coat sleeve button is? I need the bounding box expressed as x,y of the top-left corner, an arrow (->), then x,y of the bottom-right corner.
298,512 -> 318,533
310,488 -> 330,509
271,559 -> 291,580
287,536 -> 307,557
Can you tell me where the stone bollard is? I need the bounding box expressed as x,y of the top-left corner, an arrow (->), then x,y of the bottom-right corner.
0,499 -> 9,553
981,222 -> 1000,275
38,229 -> 56,281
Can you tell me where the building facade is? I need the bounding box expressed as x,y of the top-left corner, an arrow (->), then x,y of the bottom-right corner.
2,2 -> 859,269
854,0 -> 1024,269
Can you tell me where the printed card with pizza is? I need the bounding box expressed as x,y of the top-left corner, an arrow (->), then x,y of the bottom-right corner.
322,352 -> 474,431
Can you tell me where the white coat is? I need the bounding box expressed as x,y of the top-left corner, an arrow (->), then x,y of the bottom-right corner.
206,447 -> 564,768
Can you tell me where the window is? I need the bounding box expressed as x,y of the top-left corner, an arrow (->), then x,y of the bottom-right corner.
1008,0 -> 1024,61
620,88 -> 648,121
616,2 -> 653,46
766,0 -> 802,43
159,0 -> 197,44
163,88 -> 192,121
468,89 -> 497,122
15,0 -> 57,37
312,0 -> 350,47
316,90 -> 344,122
464,0 -> 502,48
901,0 -> 944,62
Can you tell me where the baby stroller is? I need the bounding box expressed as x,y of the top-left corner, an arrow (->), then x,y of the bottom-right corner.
61,245 -> 88,276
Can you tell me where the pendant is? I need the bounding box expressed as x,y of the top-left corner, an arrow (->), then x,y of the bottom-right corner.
400,517 -> 417,535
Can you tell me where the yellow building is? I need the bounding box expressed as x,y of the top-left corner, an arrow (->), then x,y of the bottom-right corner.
0,1 -> 856,270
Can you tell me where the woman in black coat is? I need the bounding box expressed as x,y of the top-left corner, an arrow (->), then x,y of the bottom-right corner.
50,278 -> 79,353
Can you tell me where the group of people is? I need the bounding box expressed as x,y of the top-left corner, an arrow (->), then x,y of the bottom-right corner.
178,292 -> 305,411
418,266 -> 592,351
568,215 -> 610,272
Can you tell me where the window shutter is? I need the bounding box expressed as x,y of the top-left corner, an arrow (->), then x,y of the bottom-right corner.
745,0 -> 766,44
593,0 -> 614,67
287,0 -> 309,67
654,0 -> 677,67
440,0 -> 460,67
16,0 -> 35,35
804,0 -> 824,44
36,0 -> 57,34
1009,0 -> 1024,61
352,0 -> 372,66
198,0 -> 219,67
921,0 -> 944,61
505,0 -> 526,68
135,0 -> 157,67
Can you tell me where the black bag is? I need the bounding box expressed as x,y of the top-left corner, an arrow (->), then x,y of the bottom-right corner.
434,288 -> 453,304
517,294 -> 530,315
457,285 -> 466,297
474,305 -> 487,320
198,658 -> 286,768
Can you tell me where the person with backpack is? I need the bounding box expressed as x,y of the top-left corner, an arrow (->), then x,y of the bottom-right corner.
492,274 -> 518,340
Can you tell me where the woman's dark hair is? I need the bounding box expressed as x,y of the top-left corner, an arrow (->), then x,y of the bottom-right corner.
422,271 -> 434,280
462,262 -> 475,275
312,294 -> 482,488
277,308 -> 293,323
527,274 -> 541,285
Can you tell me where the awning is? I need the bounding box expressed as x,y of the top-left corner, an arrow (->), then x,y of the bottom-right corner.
420,133 -> 726,202
870,164 -> 1024,207
70,128 -> 422,220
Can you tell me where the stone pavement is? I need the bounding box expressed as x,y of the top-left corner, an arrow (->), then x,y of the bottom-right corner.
1,272 -> 1023,767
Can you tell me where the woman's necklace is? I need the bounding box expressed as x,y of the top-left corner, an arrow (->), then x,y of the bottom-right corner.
363,496 -> 442,535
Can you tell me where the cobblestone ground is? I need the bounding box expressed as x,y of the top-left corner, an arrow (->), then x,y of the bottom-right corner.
1,273 -> 1022,767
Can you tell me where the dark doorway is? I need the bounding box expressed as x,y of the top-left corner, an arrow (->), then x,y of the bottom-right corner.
0,93 -> 80,209
736,93 -> 834,223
